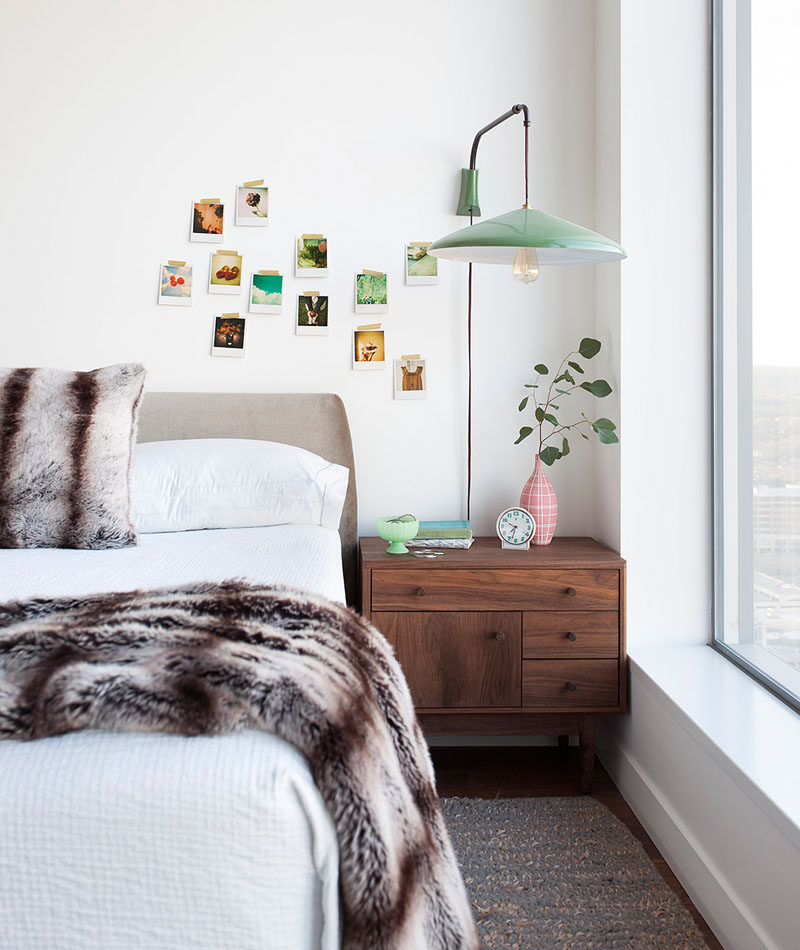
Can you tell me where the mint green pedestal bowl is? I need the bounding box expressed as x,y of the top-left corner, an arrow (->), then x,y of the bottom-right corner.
376,515 -> 419,555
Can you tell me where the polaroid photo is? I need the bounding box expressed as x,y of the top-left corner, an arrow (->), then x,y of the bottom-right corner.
208,250 -> 243,295
405,242 -> 439,285
211,314 -> 246,358
296,235 -> 328,277
296,292 -> 329,336
394,357 -> 427,399
249,271 -> 283,314
353,327 -> 386,370
236,185 -> 269,227
190,200 -> 224,243
355,271 -> 388,314
157,262 -> 192,306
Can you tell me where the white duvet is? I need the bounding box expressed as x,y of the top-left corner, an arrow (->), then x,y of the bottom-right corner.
0,525 -> 345,950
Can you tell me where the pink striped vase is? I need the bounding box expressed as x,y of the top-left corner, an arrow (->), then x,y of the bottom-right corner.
520,455 -> 558,545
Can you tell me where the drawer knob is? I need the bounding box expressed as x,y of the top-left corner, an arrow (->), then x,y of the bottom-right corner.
567,631 -> 578,642
416,586 -> 427,597
566,587 -> 577,597
566,681 -> 578,691
493,631 -> 506,642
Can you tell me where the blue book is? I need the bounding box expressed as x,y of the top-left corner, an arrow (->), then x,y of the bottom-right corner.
416,520 -> 472,539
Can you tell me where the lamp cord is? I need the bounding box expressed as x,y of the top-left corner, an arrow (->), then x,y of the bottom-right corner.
466,106 -> 530,523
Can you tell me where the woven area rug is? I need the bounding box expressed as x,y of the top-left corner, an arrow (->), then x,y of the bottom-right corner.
441,797 -> 709,949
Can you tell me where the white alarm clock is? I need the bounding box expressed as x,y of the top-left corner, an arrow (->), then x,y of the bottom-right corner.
496,507 -> 536,550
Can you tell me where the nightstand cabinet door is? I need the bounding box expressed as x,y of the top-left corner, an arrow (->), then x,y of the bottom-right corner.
373,611 -> 521,708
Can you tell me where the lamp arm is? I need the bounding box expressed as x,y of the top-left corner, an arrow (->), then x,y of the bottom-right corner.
462,103 -> 531,211
467,103 -> 530,169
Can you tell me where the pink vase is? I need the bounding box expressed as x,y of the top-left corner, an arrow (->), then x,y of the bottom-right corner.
520,455 -> 558,545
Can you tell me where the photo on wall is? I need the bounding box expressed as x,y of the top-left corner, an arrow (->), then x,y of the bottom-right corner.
235,184 -> 269,226
353,327 -> 386,370
296,235 -> 328,277
211,314 -> 246,358
394,357 -> 427,399
354,271 -> 388,314
405,242 -> 438,285
296,292 -> 329,336
208,250 -> 243,294
157,261 -> 192,306
249,271 -> 283,314
190,200 -> 224,243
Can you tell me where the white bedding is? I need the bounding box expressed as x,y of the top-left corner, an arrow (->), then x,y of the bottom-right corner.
0,522 -> 346,604
0,525 -> 345,950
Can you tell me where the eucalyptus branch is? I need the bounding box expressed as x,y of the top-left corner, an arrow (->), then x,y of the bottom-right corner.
514,337 -> 619,466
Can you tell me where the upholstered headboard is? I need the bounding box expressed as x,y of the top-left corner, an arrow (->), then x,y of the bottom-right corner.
136,393 -> 358,606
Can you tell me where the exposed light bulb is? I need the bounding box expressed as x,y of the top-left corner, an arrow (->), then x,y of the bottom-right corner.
512,246 -> 540,283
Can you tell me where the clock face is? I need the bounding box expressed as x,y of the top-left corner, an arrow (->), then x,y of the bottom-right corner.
496,507 -> 536,545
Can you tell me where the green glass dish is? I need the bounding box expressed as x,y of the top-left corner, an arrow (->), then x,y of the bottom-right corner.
376,515 -> 419,555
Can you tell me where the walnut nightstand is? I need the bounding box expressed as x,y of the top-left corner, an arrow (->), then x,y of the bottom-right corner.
359,536 -> 627,793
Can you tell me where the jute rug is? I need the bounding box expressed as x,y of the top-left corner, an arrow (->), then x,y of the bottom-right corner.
441,797 -> 709,949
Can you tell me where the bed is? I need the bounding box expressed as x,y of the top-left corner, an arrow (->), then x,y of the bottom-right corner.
0,392 -> 357,950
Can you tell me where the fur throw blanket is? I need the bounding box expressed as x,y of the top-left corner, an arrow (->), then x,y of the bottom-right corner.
0,581 -> 477,949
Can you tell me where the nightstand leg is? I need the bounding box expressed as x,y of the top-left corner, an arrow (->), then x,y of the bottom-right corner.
557,734 -> 569,754
578,715 -> 596,795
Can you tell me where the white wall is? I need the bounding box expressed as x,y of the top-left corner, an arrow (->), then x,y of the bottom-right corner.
0,0 -> 605,538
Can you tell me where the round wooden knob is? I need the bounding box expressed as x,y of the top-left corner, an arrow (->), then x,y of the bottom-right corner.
567,632 -> 577,642
416,587 -> 427,597
493,631 -> 506,642
566,587 -> 577,597
566,682 -> 578,691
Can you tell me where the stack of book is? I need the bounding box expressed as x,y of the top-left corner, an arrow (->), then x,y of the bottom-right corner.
407,520 -> 473,549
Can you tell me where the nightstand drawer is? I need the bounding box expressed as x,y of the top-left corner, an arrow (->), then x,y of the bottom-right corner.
373,611 -> 521,708
522,659 -> 619,708
523,611 -> 619,658
371,569 -> 619,611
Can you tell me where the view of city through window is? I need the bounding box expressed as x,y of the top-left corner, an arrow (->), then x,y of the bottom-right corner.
753,368 -> 800,672
751,1 -> 800,680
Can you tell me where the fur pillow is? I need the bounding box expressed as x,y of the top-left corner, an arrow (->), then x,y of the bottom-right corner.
0,363 -> 146,549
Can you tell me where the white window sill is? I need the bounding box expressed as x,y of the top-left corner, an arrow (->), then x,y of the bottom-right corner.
628,643 -> 800,851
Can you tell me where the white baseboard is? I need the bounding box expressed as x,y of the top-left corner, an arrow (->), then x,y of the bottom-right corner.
598,731 -> 773,950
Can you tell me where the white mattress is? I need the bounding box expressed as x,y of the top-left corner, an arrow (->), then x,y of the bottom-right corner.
0,522 -> 346,604
0,525 -> 345,950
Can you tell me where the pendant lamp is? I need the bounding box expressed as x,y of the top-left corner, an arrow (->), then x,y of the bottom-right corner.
428,104 -> 625,519
428,104 -> 626,279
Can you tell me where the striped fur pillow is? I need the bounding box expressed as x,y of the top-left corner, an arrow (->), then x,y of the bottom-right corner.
0,363 -> 146,549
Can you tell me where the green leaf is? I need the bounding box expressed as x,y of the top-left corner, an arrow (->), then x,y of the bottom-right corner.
543,413 -> 558,425
555,388 -> 571,396
514,426 -> 534,444
597,428 -> 619,444
567,361 -> 584,374
553,373 -> 567,385
534,363 -> 549,375
539,446 -> 561,466
518,396 -> 529,412
579,379 -> 612,398
524,384 -> 538,388
535,407 -> 545,423
561,437 -> 570,457
550,403 -> 559,410
580,431 -> 590,440
564,370 -> 575,385
594,417 -> 617,430
579,337 -> 602,359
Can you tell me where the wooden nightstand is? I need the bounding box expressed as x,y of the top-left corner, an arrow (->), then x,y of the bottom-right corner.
359,536 -> 626,793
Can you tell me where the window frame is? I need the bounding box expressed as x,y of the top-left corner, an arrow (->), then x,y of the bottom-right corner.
712,0 -> 800,714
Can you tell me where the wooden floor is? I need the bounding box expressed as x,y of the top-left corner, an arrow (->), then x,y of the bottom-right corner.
431,745 -> 723,950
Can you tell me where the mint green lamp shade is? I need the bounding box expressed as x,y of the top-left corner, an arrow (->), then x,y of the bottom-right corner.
428,206 -> 626,266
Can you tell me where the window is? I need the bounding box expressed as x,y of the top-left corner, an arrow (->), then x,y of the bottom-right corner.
714,0 -> 800,710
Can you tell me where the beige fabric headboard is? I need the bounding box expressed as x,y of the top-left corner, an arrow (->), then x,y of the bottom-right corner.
136,393 -> 358,606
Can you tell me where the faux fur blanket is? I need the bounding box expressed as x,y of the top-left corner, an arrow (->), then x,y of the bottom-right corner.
0,581 -> 478,949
